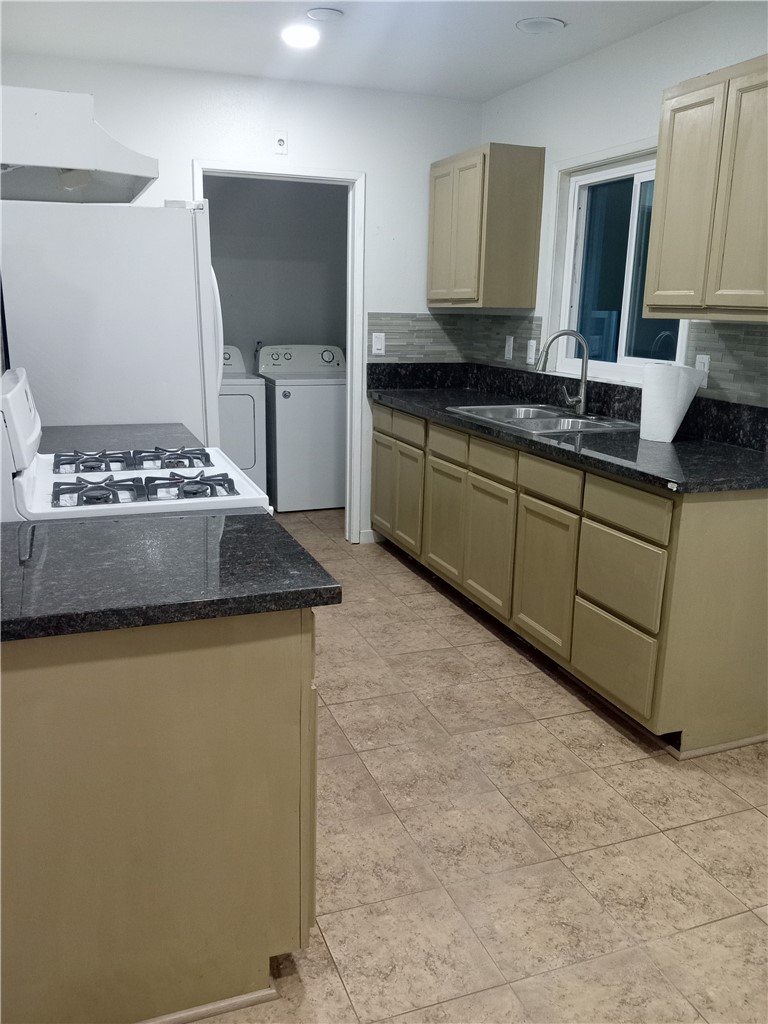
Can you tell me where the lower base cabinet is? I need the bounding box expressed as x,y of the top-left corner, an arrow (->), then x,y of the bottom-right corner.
423,455 -> 467,582
371,430 -> 424,556
463,471 -> 517,617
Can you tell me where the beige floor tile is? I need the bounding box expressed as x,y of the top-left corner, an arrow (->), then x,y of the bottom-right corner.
383,985 -> 528,1023
511,947 -> 700,1024
542,709 -> 661,767
449,859 -> 630,982
500,670 -> 591,719
329,692 -> 448,751
458,640 -> 540,679
419,678 -> 533,734
305,508 -> 345,531
665,808 -> 768,908
349,542 -> 403,570
316,812 -> 440,915
563,832 -> 745,941
598,754 -> 751,829
339,588 -> 413,623
506,769 -> 658,855
316,753 -> 392,824
384,648 -> 489,699
274,511 -> 311,526
314,654 -> 408,705
401,591 -> 466,618
458,722 -> 587,793
363,621 -> 454,657
318,887 -> 505,1023
753,906 -> 768,923
758,805 -> 768,816
314,630 -> 380,672
695,742 -> 768,807
647,913 -> 768,1024
398,789 -> 554,885
314,555 -> 372,583
349,602 -> 421,633
433,612 -> 501,647
317,708 -> 354,759
377,569 -> 436,597
361,737 -> 497,810
207,926 -> 358,1023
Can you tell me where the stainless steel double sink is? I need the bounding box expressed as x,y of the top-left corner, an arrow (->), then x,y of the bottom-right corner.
444,404 -> 639,436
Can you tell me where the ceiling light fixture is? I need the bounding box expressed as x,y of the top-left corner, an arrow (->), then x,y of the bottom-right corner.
307,8 -> 344,21
281,23 -> 320,48
515,17 -> 566,34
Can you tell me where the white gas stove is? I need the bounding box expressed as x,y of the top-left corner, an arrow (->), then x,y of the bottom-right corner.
1,369 -> 271,521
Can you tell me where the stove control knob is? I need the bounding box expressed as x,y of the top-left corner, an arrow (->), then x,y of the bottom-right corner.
285,351 -> 292,360
271,352 -> 279,361
321,349 -> 335,363
282,390 -> 292,399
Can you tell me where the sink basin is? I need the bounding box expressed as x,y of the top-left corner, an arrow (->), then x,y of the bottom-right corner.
446,404 -> 639,435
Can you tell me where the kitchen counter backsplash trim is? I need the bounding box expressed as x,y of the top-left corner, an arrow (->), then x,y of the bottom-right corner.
366,363 -> 767,452
368,387 -> 767,494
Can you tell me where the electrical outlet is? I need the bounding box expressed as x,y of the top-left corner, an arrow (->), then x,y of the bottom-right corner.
372,332 -> 385,355
274,131 -> 288,155
504,336 -> 514,360
695,353 -> 710,387
526,339 -> 537,365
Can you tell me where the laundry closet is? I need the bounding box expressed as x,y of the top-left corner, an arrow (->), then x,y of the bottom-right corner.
204,175 -> 349,511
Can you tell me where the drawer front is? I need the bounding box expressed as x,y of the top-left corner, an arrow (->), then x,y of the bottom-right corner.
372,403 -> 393,435
428,423 -> 469,464
518,453 -> 583,510
392,410 -> 426,448
571,597 -> 658,720
578,520 -> 667,633
584,474 -> 673,545
468,437 -> 518,485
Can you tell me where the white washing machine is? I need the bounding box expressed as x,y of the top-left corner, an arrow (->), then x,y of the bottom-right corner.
218,346 -> 267,492
257,344 -> 346,512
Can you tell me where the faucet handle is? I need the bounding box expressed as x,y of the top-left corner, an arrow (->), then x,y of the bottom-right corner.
560,385 -> 580,408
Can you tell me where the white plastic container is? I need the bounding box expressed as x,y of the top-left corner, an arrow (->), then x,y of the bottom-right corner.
640,363 -> 706,443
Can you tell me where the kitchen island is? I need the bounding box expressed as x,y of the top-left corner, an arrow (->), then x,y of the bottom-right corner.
1,425 -> 341,1024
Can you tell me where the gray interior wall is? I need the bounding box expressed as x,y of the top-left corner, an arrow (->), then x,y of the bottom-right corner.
205,176 -> 348,370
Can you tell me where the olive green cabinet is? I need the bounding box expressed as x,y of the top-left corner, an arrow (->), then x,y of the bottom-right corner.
371,419 -> 425,557
463,472 -> 517,618
510,494 -> 580,659
371,430 -> 396,535
427,142 -> 545,309
645,53 -> 768,322
423,455 -> 467,583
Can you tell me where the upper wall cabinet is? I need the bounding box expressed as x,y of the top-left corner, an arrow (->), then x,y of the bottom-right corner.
644,54 -> 768,323
427,142 -> 545,310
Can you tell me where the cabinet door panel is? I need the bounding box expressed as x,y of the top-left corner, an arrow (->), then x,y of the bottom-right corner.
423,455 -> 466,583
371,431 -> 395,536
645,84 -> 726,308
393,441 -> 424,556
706,68 -> 768,308
427,165 -> 455,301
463,473 -> 516,617
511,494 -> 579,658
450,153 -> 485,300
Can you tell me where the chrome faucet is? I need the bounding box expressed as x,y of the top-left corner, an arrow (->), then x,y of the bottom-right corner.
535,330 -> 590,417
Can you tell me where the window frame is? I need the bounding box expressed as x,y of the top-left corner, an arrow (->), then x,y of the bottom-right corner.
554,157 -> 688,384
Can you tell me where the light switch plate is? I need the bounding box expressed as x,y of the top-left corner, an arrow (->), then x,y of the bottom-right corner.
372,332 -> 385,355
526,339 -> 537,365
505,336 -> 514,360
695,353 -> 710,387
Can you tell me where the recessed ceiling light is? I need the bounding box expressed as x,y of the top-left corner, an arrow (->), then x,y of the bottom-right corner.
281,23 -> 321,48
307,8 -> 344,21
515,17 -> 566,34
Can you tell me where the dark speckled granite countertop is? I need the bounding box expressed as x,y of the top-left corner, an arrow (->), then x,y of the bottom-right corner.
370,389 -> 768,494
2,423 -> 341,641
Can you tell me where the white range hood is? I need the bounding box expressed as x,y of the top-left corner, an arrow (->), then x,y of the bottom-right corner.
1,86 -> 158,203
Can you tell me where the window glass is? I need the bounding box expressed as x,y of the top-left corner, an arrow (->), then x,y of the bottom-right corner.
624,180 -> 680,360
576,177 -> 633,362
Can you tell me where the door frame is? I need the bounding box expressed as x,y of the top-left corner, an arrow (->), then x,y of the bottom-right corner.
192,159 -> 366,543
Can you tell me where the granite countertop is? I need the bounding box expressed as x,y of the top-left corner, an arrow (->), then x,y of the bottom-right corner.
3,423 -> 341,641
369,388 -> 768,494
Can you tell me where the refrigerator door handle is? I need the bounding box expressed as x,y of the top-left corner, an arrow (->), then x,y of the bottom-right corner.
211,265 -> 224,393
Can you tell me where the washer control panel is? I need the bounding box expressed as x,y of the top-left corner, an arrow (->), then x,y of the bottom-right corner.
257,344 -> 346,373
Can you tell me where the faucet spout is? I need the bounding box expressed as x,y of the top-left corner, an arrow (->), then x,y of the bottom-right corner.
534,330 -> 590,417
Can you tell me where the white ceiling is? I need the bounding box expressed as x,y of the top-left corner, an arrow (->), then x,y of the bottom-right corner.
2,1 -> 708,102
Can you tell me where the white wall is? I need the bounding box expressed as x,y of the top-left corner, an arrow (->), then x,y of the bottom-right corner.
2,53 -> 479,314
481,1 -> 768,326
205,175 -> 348,362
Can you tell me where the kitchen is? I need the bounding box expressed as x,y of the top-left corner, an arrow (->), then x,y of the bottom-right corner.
1,2 -> 767,1023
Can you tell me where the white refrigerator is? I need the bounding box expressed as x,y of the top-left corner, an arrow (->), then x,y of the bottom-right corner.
1,200 -> 222,445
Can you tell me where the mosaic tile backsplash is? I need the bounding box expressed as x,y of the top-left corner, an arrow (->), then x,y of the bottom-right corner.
367,313 -> 768,408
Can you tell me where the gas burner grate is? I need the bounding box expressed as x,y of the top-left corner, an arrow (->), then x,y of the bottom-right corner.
145,471 -> 239,501
132,447 -> 213,470
53,449 -> 135,474
52,475 -> 148,507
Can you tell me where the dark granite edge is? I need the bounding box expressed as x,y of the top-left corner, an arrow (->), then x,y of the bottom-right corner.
369,389 -> 768,494
1,584 -> 342,642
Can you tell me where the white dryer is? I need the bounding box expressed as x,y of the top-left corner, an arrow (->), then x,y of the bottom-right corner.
257,344 -> 346,512
218,346 -> 267,492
